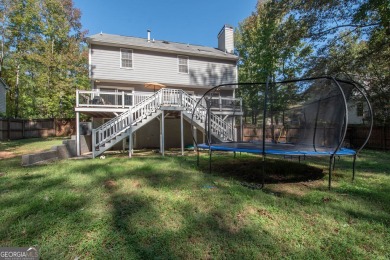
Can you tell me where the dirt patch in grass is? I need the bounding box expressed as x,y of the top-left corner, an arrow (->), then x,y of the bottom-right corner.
104,180 -> 118,190
204,157 -> 324,185
0,151 -> 15,159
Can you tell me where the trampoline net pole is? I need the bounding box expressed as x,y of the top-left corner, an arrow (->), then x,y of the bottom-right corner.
352,154 -> 357,181
328,155 -> 334,190
262,78 -> 270,156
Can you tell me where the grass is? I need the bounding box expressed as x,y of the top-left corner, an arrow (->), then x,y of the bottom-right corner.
0,137 -> 64,158
0,138 -> 389,259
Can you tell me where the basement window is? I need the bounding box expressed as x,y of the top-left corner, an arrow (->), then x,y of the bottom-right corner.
178,55 -> 189,74
120,48 -> 133,69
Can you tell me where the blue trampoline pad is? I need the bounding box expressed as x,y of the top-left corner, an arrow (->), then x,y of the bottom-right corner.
197,142 -> 356,156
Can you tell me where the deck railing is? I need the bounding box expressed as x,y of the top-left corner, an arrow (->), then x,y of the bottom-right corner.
76,90 -> 153,108
76,89 -> 242,112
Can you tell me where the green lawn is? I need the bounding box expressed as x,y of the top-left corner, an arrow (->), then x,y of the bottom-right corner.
0,138 -> 389,259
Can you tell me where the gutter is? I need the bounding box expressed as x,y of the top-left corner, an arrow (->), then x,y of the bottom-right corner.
86,40 -> 239,62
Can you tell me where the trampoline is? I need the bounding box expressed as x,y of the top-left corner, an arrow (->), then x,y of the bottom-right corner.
191,76 -> 373,189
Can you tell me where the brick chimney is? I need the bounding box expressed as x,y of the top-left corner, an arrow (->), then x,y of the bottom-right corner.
217,25 -> 234,54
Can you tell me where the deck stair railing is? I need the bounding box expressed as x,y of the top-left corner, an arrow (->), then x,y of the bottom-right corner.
92,88 -> 235,157
181,94 -> 234,141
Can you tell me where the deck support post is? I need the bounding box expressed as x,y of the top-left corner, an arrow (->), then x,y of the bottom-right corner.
76,112 -> 80,156
161,111 -> 165,156
181,111 -> 184,155
92,129 -> 95,159
128,129 -> 133,158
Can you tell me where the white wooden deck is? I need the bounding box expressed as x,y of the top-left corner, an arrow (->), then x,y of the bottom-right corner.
75,89 -> 243,116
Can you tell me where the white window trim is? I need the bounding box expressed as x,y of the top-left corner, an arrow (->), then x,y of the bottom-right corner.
120,48 -> 133,69
177,55 -> 189,74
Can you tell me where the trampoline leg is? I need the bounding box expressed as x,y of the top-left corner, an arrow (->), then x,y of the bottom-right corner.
299,156 -> 301,164
209,149 -> 212,173
333,156 -> 336,171
196,148 -> 200,167
352,154 -> 357,181
234,151 -> 236,158
261,155 -> 266,189
328,156 -> 334,190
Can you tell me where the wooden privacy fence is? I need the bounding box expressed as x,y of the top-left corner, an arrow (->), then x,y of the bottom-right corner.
237,125 -> 390,151
0,118 -> 76,140
346,126 -> 390,150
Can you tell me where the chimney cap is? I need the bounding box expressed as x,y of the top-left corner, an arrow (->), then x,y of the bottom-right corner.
218,24 -> 233,37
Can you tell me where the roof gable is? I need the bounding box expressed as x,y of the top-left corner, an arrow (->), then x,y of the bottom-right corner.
87,33 -> 238,61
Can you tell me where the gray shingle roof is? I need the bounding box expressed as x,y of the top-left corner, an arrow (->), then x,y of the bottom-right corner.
87,33 -> 238,61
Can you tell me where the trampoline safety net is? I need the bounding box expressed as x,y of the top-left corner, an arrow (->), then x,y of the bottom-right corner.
192,77 -> 372,156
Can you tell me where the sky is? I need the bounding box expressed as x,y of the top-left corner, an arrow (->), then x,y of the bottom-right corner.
73,0 -> 258,48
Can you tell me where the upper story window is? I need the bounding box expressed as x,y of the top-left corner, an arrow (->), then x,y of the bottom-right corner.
178,55 -> 189,74
120,48 -> 133,69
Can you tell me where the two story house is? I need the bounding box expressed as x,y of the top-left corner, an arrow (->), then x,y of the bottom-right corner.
75,25 -> 242,157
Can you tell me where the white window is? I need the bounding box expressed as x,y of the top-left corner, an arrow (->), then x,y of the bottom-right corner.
178,55 -> 189,74
120,49 -> 133,68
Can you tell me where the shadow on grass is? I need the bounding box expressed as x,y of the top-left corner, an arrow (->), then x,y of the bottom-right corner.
1,151 -> 389,258
0,174 -> 91,250
107,179 -> 282,258
198,155 -> 325,185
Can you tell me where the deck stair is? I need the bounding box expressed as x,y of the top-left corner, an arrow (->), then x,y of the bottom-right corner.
92,88 -> 234,158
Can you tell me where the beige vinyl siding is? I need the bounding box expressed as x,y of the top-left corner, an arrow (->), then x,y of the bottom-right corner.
0,85 -> 6,114
224,29 -> 234,53
91,45 -> 236,87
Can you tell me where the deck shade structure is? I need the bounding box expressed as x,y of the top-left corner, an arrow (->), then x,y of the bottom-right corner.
192,77 -> 373,189
144,82 -> 166,92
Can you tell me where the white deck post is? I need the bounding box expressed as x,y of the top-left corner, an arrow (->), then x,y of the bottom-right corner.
128,129 -> 132,158
161,111 -> 165,156
92,129 -> 96,159
122,91 -> 125,108
181,111 -> 184,155
76,90 -> 79,107
128,108 -> 133,158
76,112 -> 80,156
